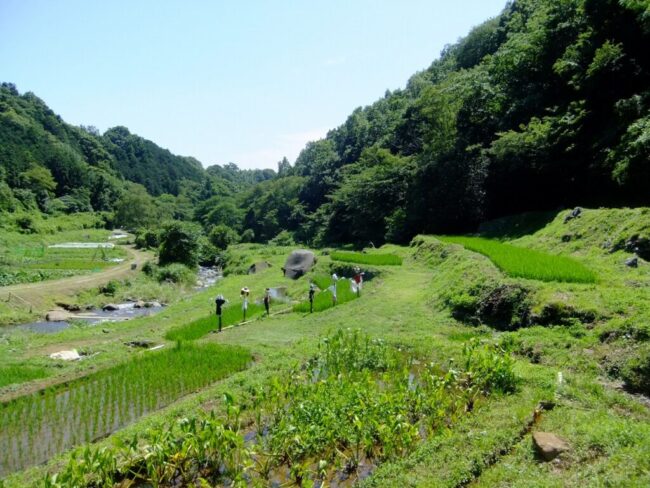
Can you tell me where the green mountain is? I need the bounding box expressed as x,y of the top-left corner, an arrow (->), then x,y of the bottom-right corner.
288,0 -> 650,245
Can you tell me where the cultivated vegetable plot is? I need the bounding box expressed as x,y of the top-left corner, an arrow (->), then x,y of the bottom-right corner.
438,236 -> 597,283
331,251 -> 403,266
0,343 -> 250,477
44,330 -> 517,487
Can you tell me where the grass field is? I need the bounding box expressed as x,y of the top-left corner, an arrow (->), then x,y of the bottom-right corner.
330,250 -> 403,266
438,235 -> 597,283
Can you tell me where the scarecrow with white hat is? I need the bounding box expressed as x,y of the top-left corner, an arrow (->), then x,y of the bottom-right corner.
241,287 -> 250,321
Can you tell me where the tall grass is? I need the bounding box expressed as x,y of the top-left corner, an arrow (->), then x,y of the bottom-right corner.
330,251 -> 402,266
165,302 -> 266,341
293,276 -> 358,313
0,342 -> 250,476
438,236 -> 597,283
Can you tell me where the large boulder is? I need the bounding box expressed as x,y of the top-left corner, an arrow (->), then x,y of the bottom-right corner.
532,432 -> 570,461
282,250 -> 316,279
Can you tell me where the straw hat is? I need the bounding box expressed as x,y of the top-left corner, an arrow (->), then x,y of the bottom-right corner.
240,287 -> 250,296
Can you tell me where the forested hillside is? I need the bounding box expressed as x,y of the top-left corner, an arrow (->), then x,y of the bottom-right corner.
284,0 -> 650,246
1,0 -> 649,250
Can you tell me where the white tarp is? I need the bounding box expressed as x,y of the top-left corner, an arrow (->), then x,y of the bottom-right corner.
49,349 -> 81,361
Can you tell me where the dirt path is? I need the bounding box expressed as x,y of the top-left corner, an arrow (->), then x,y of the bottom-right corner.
0,246 -> 153,311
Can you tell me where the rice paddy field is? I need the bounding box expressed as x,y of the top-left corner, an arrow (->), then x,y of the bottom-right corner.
330,251 -> 403,266
0,215 -> 127,286
1,208 -> 650,487
437,235 -> 597,283
0,343 -> 250,476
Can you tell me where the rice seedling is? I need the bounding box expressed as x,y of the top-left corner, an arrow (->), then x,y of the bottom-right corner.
438,235 -> 597,283
0,364 -> 49,388
43,330 -> 517,488
293,276 -> 358,313
165,301 -> 266,341
0,342 -> 250,477
331,251 -> 403,266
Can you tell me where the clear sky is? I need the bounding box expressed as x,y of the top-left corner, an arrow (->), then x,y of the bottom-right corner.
0,0 -> 506,170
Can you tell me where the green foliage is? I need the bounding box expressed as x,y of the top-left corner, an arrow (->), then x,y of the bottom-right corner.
267,229 -> 295,246
331,250 -> 403,266
158,221 -> 201,268
208,224 -> 239,250
438,236 -> 597,283
155,263 -> 195,285
42,331 -> 516,487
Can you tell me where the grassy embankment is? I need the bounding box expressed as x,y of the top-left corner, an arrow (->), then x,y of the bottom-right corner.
2,208 -> 650,486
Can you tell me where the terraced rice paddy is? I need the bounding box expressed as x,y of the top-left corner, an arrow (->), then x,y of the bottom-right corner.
437,236 -> 597,283
0,343 -> 250,476
43,330 -> 517,487
165,302 -> 266,341
330,251 -> 403,266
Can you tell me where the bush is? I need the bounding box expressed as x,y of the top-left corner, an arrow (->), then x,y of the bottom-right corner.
268,230 -> 295,246
135,228 -> 161,249
14,214 -> 37,234
156,263 -> 195,285
159,221 -> 201,268
100,280 -> 119,296
209,224 -> 239,250
141,260 -> 158,277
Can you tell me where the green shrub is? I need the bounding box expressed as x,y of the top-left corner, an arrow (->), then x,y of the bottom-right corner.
438,236 -> 597,283
156,263 -> 195,285
268,230 -> 295,246
100,280 -> 119,296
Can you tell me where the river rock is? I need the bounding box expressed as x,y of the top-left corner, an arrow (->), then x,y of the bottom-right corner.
55,302 -> 81,312
248,261 -> 272,274
133,300 -> 146,309
102,303 -> 120,311
125,340 -> 154,348
533,432 -> 570,461
144,301 -> 161,308
46,310 -> 72,322
625,257 -> 639,268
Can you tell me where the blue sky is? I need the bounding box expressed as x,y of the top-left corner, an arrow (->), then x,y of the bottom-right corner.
0,0 -> 506,169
